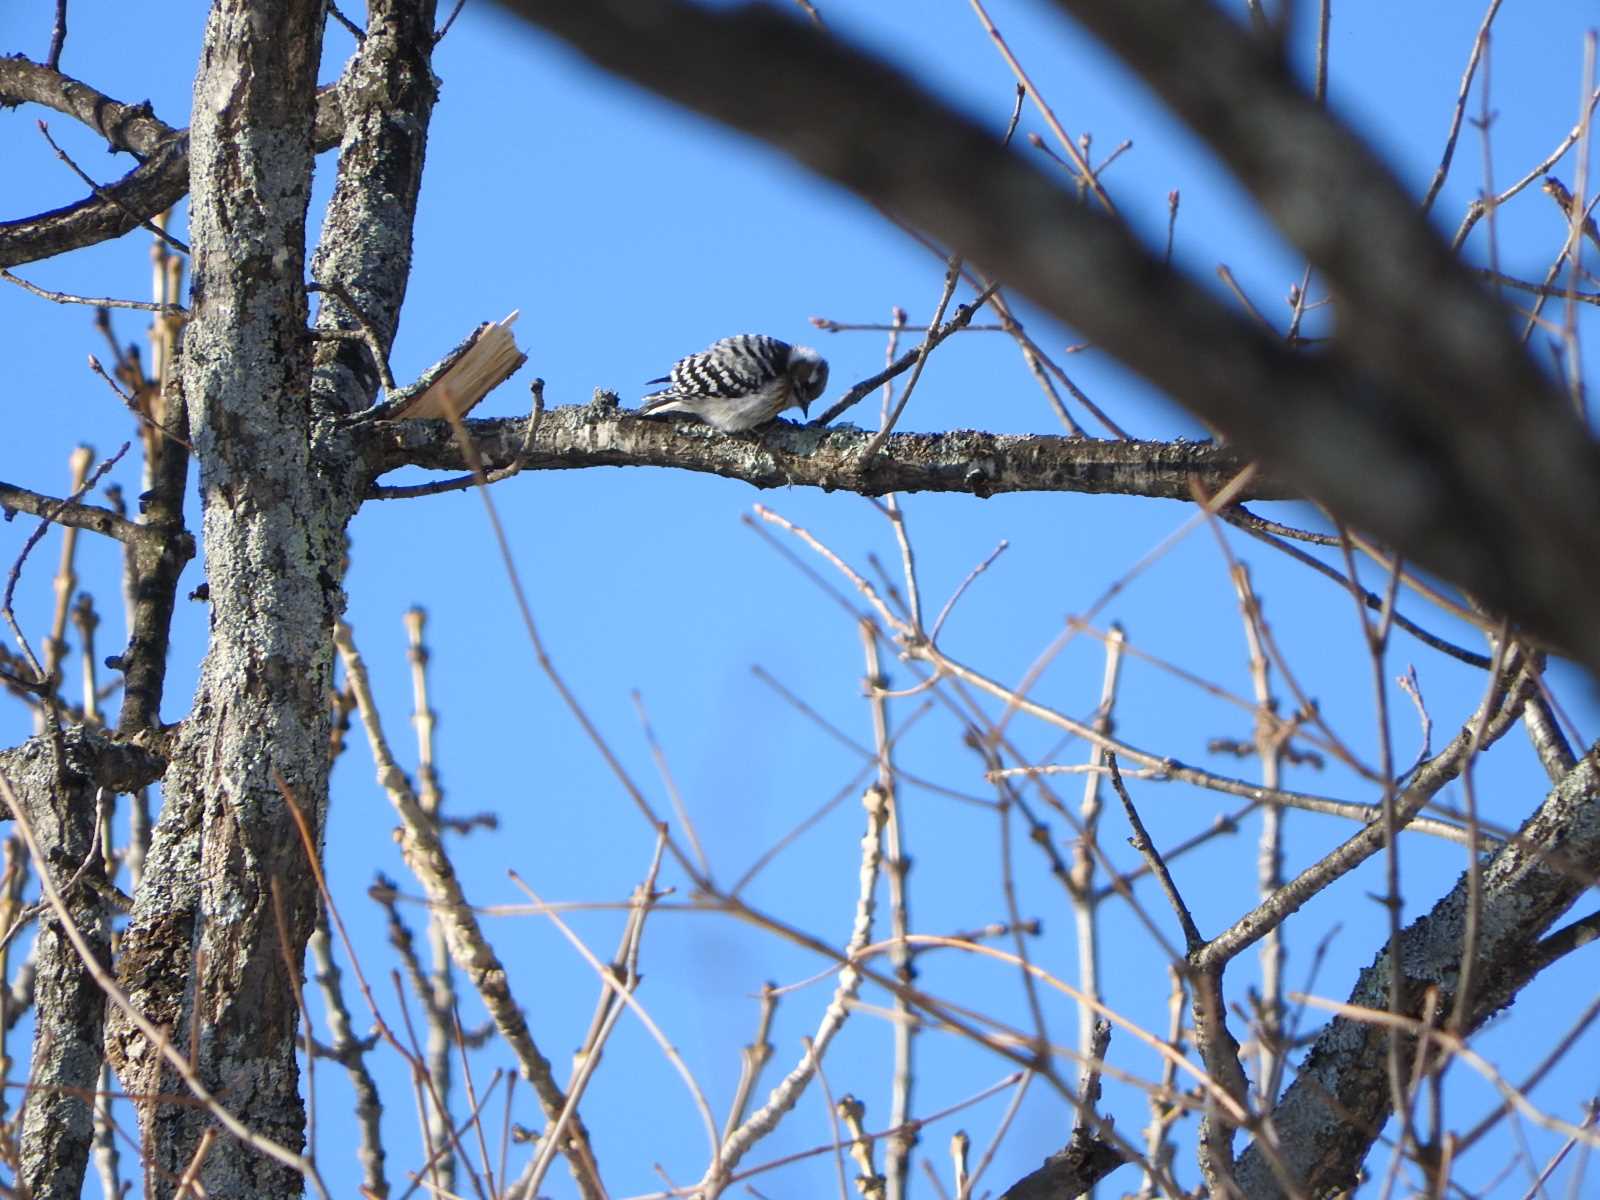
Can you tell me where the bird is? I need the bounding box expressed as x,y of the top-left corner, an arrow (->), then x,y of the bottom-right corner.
638,334 -> 829,432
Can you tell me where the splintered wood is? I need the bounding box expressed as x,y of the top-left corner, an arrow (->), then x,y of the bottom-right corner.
398,311 -> 524,419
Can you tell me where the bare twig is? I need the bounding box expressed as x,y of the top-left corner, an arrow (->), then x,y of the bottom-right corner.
36,121 -> 191,254
0,268 -> 187,315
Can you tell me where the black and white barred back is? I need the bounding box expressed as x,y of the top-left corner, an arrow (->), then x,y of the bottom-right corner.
639,334 -> 829,432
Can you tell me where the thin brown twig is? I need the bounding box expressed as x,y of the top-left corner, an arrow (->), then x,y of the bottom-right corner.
930,540 -> 1008,645
813,287 -> 997,428
972,270 -> 1131,437
40,446 -> 92,696
87,355 -> 194,450
3,443 -> 131,685
862,623 -> 918,1200
1556,39 -> 1597,421
434,402 -> 702,892
1070,623 -> 1123,1088
1230,564 -> 1289,1105
1421,0 -> 1505,213
0,268 -> 186,314
702,788 -> 889,1192
1451,83 -> 1600,250
401,606 -> 462,1192
1222,506 -> 1491,668
630,690 -> 712,883
309,280 -> 396,392
327,0 -> 366,39
956,1070 -> 1033,1200
859,262 -> 970,463
720,983 -> 778,1144
511,870 -> 722,1177
1107,756 -> 1202,953
623,1073 -> 1026,1200
519,838 -> 669,1200
331,630 -> 608,1199
966,0 -> 1118,217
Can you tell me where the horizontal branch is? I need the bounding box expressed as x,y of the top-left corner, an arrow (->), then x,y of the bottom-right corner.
495,0 -> 1600,675
0,57 -> 344,269
0,56 -> 177,155
362,399 -> 1296,502
0,479 -> 147,544
0,726 -> 166,803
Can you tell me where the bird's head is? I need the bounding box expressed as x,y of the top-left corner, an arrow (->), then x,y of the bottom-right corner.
788,346 -> 829,416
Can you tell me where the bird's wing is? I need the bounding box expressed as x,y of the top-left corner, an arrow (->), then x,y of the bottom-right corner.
668,335 -> 790,396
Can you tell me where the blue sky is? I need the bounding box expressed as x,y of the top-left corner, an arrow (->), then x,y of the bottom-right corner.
2,2 -> 1599,1197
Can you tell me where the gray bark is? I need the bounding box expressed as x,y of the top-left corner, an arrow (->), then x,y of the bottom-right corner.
364,401 -> 1294,502
95,4 -> 453,1197
0,730 -> 160,1200
0,57 -> 346,271
102,4 -> 339,1197
1235,746 -> 1600,1197
310,0 -> 440,414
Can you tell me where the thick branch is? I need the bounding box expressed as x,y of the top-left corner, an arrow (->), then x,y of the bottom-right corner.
493,0 -> 1600,676
362,399 -> 1295,501
0,56 -> 177,153
8,746 -> 110,1200
309,0 -> 441,414
1235,745 -> 1600,1197
0,138 -> 191,271
1051,0 -> 1545,410
0,727 -> 166,800
0,480 -> 148,544
0,57 -> 344,269
2,729 -> 149,1200
999,1135 -> 1126,1200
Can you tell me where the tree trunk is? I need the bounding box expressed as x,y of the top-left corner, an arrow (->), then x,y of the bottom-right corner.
102,4 -> 346,1196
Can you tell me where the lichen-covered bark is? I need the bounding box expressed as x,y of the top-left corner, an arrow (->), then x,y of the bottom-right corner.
366,399 -> 1294,502
19,779 -> 107,1200
94,5 -> 450,1195
102,4 -> 338,1197
310,0 -> 440,413
1234,747 -> 1600,1198
1,731 -> 160,1200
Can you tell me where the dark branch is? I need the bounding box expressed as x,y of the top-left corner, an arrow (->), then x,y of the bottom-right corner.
998,1135 -> 1127,1200
0,480 -> 146,544
0,137 -> 190,271
361,398 -> 1295,502
0,56 -> 177,154
46,1 -> 68,71
492,0 -> 1600,677
0,58 -> 345,269
115,382 -> 193,736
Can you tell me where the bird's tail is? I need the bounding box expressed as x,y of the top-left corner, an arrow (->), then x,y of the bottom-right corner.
638,390 -> 685,415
